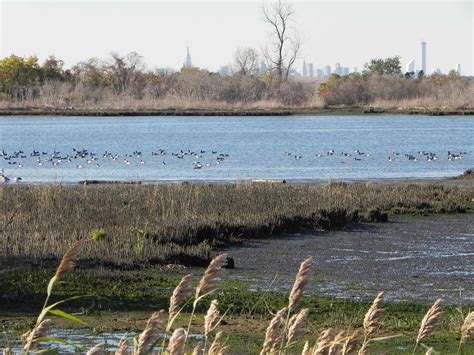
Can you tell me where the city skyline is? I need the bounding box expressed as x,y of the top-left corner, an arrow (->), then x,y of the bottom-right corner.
1,0 -> 472,75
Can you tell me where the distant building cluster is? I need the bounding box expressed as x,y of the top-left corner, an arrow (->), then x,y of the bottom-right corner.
404,41 -> 461,76
298,60 -> 354,78
183,42 -> 463,78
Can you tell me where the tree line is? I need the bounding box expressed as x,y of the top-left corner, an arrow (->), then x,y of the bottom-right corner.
0,0 -> 471,110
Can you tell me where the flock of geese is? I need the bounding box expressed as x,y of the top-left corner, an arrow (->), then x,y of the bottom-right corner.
0,147 -> 468,183
284,149 -> 466,162
0,147 -> 230,182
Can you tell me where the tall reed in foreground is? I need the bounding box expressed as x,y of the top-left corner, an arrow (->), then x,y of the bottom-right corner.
7,234 -> 474,354
21,228 -> 106,353
413,298 -> 443,354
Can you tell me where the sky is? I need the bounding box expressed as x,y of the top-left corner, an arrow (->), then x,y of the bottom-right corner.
0,0 -> 472,75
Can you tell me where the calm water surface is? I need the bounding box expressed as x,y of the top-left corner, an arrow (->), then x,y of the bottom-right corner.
1,115 -> 473,183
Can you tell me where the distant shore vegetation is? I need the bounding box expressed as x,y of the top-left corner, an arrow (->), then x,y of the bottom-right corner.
1,0 -> 473,113
0,53 -> 472,112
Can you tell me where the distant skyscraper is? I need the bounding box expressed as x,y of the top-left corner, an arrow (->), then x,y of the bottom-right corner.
342,67 -> 349,76
219,65 -> 230,76
316,69 -> 323,78
302,60 -> 307,77
308,63 -> 314,77
259,61 -> 267,75
323,65 -> 331,77
456,64 -> 461,75
184,45 -> 192,68
353,67 -> 358,73
335,62 -> 342,75
420,41 -> 426,73
406,59 -> 415,73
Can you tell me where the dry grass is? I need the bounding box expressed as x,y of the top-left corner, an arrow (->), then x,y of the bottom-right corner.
1,183 -> 472,268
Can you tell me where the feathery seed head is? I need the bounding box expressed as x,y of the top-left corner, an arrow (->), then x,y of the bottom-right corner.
363,291 -> 384,337
416,298 -> 443,344
301,340 -> 310,355
192,341 -> 203,355
55,240 -> 84,280
260,307 -> 287,355
169,273 -> 193,318
342,330 -> 359,355
115,336 -> 129,355
167,328 -> 186,355
460,311 -> 474,344
86,344 -> 105,355
289,258 -> 313,310
287,308 -> 309,344
137,310 -> 165,354
196,253 -> 227,299
314,328 -> 333,354
208,331 -> 225,355
204,299 -> 220,337
328,331 -> 345,355
22,319 -> 52,350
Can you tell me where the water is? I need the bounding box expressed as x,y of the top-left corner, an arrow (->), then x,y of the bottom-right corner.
1,115 -> 473,183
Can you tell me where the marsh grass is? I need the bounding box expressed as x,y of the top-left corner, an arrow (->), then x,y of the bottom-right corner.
1,183 -> 472,268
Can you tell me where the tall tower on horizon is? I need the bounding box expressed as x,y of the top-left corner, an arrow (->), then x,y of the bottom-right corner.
420,41 -> 426,73
184,45 -> 192,68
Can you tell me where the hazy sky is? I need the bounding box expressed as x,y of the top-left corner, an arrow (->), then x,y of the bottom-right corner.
1,0 -> 472,75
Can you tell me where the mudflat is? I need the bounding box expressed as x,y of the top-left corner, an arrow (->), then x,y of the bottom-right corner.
226,213 -> 474,305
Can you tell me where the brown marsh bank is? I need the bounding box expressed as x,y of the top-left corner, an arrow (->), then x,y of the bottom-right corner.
1,107 -> 473,116
1,182 -> 473,268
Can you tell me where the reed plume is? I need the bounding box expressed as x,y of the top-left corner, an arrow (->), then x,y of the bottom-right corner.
460,311 -> 474,344
208,331 -> 227,355
55,239 -> 85,280
287,308 -> 309,344
22,319 -> 52,350
416,298 -> 443,344
86,344 -> 104,355
2,348 -> 11,355
341,330 -> 359,354
314,328 -> 333,355
363,291 -> 384,338
169,273 -> 193,318
260,307 -> 287,354
301,340 -> 310,355
196,253 -> 228,299
328,331 -> 345,355
192,341 -> 203,355
425,347 -> 434,355
289,258 -> 313,310
137,310 -> 165,354
204,299 -> 220,337
357,340 -> 369,355
167,328 -> 186,355
115,336 -> 129,355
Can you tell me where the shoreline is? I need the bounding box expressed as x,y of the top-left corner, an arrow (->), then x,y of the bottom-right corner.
0,107 -> 473,116
3,175 -> 473,187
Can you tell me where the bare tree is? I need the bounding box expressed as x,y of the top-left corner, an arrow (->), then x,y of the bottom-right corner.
108,52 -> 145,94
262,0 -> 301,80
233,47 -> 259,76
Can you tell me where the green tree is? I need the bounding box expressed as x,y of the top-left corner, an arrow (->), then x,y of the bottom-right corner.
0,55 -> 41,98
41,56 -> 64,81
364,56 -> 401,75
